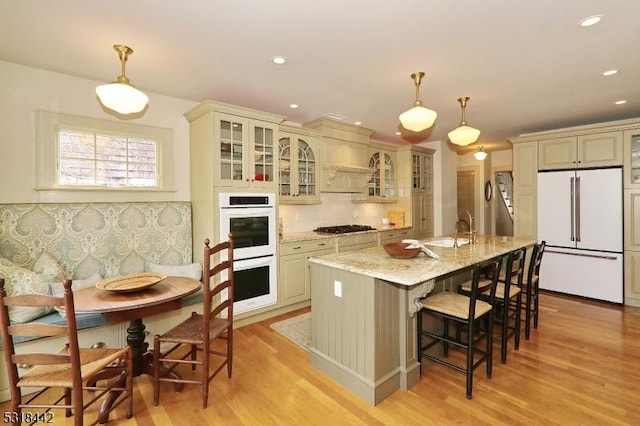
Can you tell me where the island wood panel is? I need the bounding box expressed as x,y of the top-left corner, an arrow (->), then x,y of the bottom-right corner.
309,264 -> 420,405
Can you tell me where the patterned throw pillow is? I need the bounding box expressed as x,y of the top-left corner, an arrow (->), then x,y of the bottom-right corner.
32,252 -> 64,283
144,262 -> 202,280
0,257 -> 52,324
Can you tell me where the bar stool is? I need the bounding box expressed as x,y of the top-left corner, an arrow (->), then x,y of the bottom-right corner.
522,241 -> 546,339
460,247 -> 526,364
417,258 -> 502,399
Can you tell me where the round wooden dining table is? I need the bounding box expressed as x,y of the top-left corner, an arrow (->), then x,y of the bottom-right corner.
72,275 -> 202,376
71,276 -> 201,423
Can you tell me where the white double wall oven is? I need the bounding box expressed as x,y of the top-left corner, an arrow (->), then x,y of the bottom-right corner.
219,192 -> 277,314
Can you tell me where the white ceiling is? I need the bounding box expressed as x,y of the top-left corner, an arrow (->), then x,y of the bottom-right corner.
2,1 -> 640,153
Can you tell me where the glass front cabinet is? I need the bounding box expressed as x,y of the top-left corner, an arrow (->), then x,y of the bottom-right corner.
624,129 -> 640,188
217,112 -> 279,189
364,147 -> 396,202
278,128 -> 320,204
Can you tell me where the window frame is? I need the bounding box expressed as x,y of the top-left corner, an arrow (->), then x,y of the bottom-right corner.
37,110 -> 174,192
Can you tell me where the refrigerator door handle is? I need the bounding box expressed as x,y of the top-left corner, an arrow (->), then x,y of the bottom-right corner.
570,177 -> 575,241
575,176 -> 581,242
546,249 -> 618,261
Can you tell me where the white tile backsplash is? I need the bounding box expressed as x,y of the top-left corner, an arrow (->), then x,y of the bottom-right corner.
279,193 -> 385,233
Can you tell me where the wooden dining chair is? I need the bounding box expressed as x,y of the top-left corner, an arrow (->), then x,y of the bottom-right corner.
417,258 -> 502,399
522,241 -> 546,339
153,236 -> 234,409
0,278 -> 133,426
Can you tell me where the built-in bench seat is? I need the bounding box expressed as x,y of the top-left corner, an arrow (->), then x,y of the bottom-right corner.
0,201 -> 198,350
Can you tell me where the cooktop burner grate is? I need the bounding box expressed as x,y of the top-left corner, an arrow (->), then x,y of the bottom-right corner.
313,224 -> 377,234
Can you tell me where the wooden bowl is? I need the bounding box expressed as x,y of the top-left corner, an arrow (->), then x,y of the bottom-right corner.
383,242 -> 421,259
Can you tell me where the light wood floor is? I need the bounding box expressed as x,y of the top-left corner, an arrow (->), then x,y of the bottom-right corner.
3,292 -> 640,425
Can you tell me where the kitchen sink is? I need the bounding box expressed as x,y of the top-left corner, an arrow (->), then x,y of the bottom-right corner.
423,237 -> 470,248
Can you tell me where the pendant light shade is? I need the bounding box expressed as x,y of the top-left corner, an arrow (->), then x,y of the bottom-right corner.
96,45 -> 149,114
399,72 -> 437,132
474,146 -> 488,161
448,97 -> 480,146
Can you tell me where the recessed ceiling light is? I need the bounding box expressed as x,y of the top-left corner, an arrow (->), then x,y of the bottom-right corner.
615,100 -> 627,105
602,69 -> 618,76
271,56 -> 286,65
289,103 -> 299,109
354,121 -> 362,125
395,131 -> 402,136
579,15 -> 603,27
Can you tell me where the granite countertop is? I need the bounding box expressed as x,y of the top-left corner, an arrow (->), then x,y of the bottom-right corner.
308,234 -> 537,286
280,225 -> 412,244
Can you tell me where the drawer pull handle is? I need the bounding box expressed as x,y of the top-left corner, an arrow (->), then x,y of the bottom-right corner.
293,246 -> 301,250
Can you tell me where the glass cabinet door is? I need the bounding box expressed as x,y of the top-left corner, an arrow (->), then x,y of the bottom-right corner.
368,151 -> 395,200
368,153 -> 381,196
279,137 -> 292,196
383,153 -> 395,198
253,126 -> 275,184
631,134 -> 640,185
278,134 -> 319,203
297,139 -> 316,197
219,118 -> 245,182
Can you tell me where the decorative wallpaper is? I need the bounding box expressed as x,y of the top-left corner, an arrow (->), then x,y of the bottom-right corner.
0,202 -> 193,279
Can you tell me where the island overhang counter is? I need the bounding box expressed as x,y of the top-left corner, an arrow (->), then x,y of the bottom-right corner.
307,234 -> 536,405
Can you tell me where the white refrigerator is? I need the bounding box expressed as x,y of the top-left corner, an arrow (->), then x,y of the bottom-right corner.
537,168 -> 623,303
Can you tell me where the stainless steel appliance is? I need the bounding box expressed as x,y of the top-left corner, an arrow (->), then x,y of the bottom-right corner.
219,192 -> 277,314
537,167 -> 623,303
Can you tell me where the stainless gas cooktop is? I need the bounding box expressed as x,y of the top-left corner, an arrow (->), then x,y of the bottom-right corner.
313,225 -> 376,234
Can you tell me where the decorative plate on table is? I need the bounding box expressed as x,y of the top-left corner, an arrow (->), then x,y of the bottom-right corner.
96,272 -> 167,293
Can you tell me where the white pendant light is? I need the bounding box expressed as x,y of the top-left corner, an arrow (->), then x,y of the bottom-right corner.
448,97 -> 480,146
96,45 -> 149,114
399,72 -> 437,132
474,146 -> 488,161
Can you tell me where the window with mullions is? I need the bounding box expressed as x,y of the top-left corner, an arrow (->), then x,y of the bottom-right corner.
37,110 -> 174,192
58,130 -> 157,187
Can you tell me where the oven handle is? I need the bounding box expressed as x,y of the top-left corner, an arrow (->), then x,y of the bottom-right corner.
233,255 -> 275,269
222,207 -> 274,216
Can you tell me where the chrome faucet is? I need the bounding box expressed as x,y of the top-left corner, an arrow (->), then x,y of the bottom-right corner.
458,210 -> 477,244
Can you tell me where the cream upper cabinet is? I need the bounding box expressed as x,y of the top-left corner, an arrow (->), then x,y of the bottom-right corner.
538,131 -> 623,170
363,147 -> 397,202
623,129 -> 640,188
278,127 -> 320,204
184,100 -> 284,190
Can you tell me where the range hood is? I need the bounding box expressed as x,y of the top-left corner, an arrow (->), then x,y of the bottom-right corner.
304,118 -> 375,193
322,163 -> 374,193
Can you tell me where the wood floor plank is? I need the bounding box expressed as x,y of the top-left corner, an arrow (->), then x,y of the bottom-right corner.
2,292 -> 640,425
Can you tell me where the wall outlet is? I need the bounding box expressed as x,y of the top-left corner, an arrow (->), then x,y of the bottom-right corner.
334,280 -> 342,297
353,211 -> 359,219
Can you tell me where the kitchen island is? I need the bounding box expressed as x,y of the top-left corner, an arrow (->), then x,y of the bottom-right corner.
308,234 -> 536,405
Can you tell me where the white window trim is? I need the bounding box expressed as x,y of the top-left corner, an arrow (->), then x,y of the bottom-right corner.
36,110 -> 175,192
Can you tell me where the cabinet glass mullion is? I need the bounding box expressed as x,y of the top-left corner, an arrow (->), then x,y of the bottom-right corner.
279,138 -> 292,196
632,134 -> 640,184
254,126 -> 274,182
220,119 -> 244,181
298,141 -> 316,196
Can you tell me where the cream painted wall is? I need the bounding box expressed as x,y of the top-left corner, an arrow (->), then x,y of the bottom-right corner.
0,60 -> 196,203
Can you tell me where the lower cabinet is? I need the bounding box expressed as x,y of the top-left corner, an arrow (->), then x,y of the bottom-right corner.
379,228 -> 412,244
278,239 -> 335,307
625,251 -> 640,307
337,232 -> 378,252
